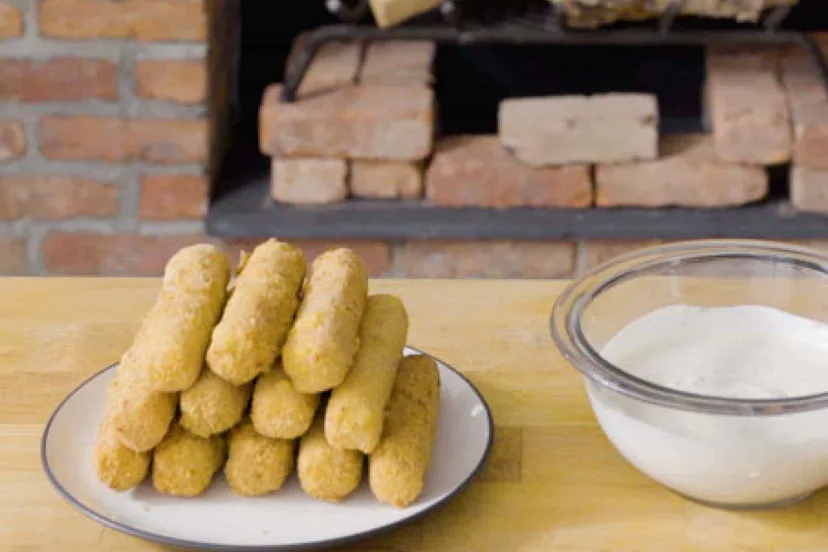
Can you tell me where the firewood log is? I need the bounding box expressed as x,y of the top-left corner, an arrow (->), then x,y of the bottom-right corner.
551,0 -> 799,28
369,0 -> 442,28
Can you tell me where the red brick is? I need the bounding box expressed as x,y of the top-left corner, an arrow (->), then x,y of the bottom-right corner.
350,160 -> 422,199
359,41 -> 434,87
792,108 -> 828,171
426,136 -> 592,209
271,158 -> 348,204
706,47 -> 792,165
259,84 -> 434,161
296,40 -> 362,98
0,120 -> 25,161
0,176 -> 119,221
0,58 -> 118,102
791,166 -> 828,213
39,0 -> 207,41
781,54 -> 828,170
781,53 -> 825,116
136,59 -> 207,104
499,94 -> 658,166
139,174 -> 208,220
222,239 -> 391,277
579,240 -> 668,272
0,238 -> 27,274
42,233 -> 212,276
41,116 -> 207,164
596,134 -> 768,208
0,3 -> 23,40
392,240 -> 575,279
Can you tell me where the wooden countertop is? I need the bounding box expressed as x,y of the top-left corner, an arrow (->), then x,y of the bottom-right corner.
2,277 -> 827,551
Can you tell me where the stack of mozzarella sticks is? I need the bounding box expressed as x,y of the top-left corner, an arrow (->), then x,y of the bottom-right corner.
92,239 -> 441,508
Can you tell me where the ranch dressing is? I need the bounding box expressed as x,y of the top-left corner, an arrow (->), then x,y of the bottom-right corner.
589,304 -> 828,506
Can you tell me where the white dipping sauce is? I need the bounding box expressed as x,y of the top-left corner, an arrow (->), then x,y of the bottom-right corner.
590,304 -> 828,506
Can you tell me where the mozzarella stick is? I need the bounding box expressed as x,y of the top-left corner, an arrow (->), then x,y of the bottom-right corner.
250,365 -> 320,439
206,239 -> 306,385
225,418 -> 295,497
93,399 -> 150,491
297,412 -> 363,502
369,355 -> 440,508
121,244 -> 231,392
325,294 -> 408,453
180,369 -> 252,437
152,422 -> 226,497
108,368 -> 177,453
283,248 -> 368,394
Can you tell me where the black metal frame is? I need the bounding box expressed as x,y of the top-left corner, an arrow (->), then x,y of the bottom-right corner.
280,0 -> 828,102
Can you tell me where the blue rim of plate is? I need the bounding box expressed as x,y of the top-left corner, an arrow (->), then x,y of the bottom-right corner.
40,346 -> 495,552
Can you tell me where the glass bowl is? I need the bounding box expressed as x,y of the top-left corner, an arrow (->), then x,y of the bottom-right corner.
550,239 -> 828,510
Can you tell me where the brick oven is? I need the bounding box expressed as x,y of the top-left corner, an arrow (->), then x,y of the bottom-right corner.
2,0 -> 828,277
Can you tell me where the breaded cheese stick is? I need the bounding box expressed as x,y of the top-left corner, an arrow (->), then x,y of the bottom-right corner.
93,398 -> 150,491
122,244 -> 231,392
206,239 -> 306,385
152,422 -> 226,497
251,365 -> 320,439
325,294 -> 408,453
369,355 -> 440,508
282,248 -> 368,393
225,418 -> 295,497
180,369 -> 252,437
108,368 -> 177,452
297,412 -> 363,502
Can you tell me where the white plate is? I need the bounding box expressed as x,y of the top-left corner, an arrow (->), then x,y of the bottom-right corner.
41,347 -> 494,550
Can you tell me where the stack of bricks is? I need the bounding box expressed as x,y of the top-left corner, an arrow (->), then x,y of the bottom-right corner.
0,0 -> 240,275
427,94 -> 655,209
433,85 -> 771,211
481,45 -> 794,210
257,37 -> 826,216
781,44 -> 828,213
701,37 -> 828,215
259,40 -> 436,203
588,41 -> 828,214
593,46 -> 778,209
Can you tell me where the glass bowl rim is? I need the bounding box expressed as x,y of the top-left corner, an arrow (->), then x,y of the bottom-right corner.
550,238 -> 828,417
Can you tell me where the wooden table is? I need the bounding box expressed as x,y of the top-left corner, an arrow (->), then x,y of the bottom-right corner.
2,277 -> 827,552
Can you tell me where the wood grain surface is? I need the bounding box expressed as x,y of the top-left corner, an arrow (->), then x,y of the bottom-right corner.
2,277 -> 828,552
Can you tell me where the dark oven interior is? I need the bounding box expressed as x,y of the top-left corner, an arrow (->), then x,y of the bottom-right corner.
214,1 -> 828,206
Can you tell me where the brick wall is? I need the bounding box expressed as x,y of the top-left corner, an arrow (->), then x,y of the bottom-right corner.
2,5 -> 827,279
0,9 -> 640,282
0,0 -> 219,275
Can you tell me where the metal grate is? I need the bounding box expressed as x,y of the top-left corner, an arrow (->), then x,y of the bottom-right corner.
280,0 -> 828,102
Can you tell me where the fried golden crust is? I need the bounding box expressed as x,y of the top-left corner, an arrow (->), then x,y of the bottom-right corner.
225,418 -> 295,497
369,355 -> 440,508
325,294 -> 408,453
282,248 -> 368,394
251,366 -> 320,439
108,367 -> 177,453
297,412 -> 363,502
152,422 -> 226,497
93,401 -> 151,492
207,239 -> 306,385
180,369 -> 252,437
121,244 -> 231,392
